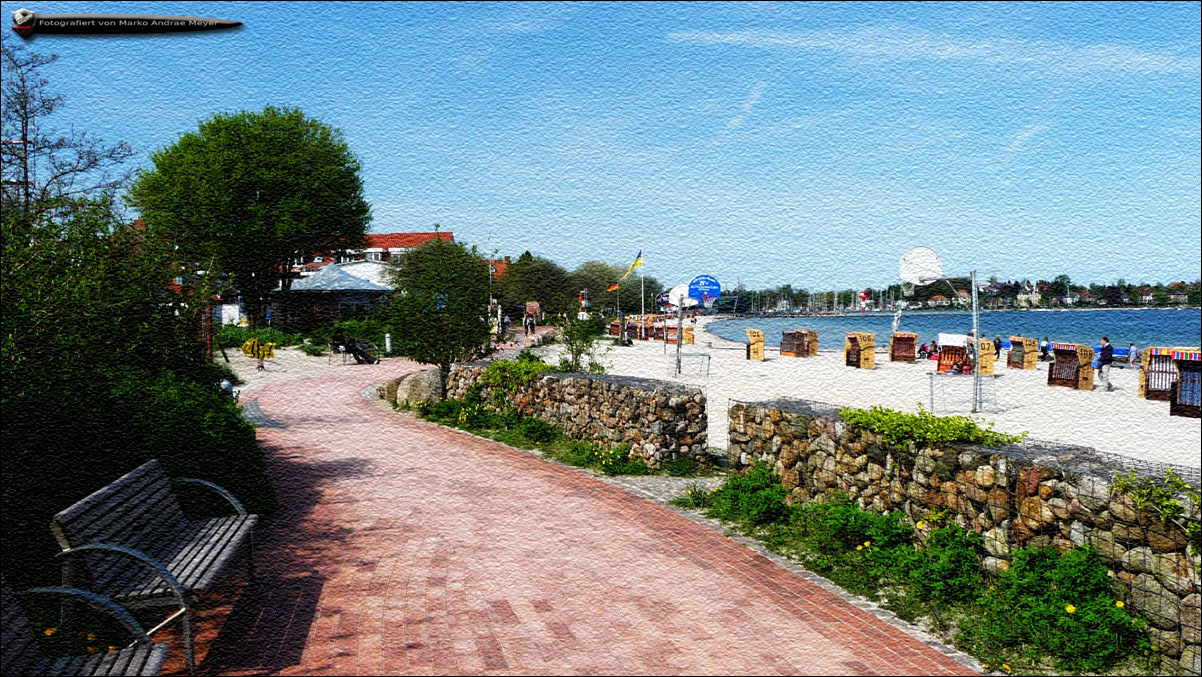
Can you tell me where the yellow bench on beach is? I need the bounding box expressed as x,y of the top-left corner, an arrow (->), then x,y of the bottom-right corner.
889,332 -> 916,363
1008,336 -> 1038,370
844,332 -> 875,369
745,329 -> 764,361
1048,343 -> 1093,390
978,338 -> 996,376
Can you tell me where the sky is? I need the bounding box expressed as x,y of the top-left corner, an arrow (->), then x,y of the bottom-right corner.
2,1 -> 1199,291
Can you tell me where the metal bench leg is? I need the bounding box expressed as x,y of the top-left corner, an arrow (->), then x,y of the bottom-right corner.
182,605 -> 196,676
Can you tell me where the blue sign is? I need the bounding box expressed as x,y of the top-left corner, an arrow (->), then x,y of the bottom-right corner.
655,290 -> 671,307
688,275 -> 721,302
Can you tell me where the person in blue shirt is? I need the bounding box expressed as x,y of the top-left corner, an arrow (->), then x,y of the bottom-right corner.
1097,336 -> 1114,391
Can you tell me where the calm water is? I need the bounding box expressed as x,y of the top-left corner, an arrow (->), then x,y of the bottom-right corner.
707,308 -> 1202,353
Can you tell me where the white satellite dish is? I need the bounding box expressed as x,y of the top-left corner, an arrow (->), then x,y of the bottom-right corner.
899,246 -> 943,284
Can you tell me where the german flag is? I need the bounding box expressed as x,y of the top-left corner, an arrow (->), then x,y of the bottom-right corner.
606,283 -> 619,292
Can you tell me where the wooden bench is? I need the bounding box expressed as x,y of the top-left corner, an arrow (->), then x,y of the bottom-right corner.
2,578 -> 168,676
51,460 -> 257,675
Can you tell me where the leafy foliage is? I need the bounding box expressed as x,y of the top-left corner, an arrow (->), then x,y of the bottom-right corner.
959,547 -> 1149,673
2,202 -> 274,589
707,462 -> 790,526
479,357 -> 553,402
557,315 -> 609,373
127,106 -> 370,326
839,404 -> 1027,450
1111,467 -> 1200,555
906,526 -> 983,608
382,235 -> 492,385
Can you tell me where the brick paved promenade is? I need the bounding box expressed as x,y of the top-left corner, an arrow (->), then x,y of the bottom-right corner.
173,357 -> 978,675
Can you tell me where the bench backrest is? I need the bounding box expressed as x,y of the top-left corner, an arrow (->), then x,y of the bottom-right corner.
1,580 -> 41,673
50,459 -> 187,554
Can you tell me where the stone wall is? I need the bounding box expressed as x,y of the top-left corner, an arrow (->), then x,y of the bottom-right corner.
445,362 -> 708,467
729,399 -> 1201,674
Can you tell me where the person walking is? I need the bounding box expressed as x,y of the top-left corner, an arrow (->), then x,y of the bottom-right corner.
1128,343 -> 1139,370
503,314 -> 511,338
524,313 -> 536,337
1040,336 -> 1050,361
1096,336 -> 1114,391
993,335 -> 1002,361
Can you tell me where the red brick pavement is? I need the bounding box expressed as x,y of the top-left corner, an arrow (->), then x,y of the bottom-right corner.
165,356 -> 977,676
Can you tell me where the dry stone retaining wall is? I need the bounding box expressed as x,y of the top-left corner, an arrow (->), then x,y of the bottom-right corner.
729,399 -> 1201,675
446,362 -> 708,468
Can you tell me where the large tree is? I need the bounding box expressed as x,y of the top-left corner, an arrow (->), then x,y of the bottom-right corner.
498,256 -> 573,315
569,260 -> 663,317
383,235 -> 492,387
127,106 -> 371,326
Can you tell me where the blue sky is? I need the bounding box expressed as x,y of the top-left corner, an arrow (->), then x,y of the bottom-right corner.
3,1 -> 1199,290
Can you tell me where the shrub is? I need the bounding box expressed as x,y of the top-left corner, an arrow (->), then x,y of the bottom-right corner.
959,546 -> 1149,673
519,417 -> 558,444
671,482 -> 717,510
663,455 -> 701,477
480,358 -> 551,403
217,324 -> 306,349
708,462 -> 790,526
838,404 -> 1026,450
906,526 -> 982,608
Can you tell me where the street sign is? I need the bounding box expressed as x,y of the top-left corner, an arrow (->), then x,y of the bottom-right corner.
688,275 -> 720,302
655,290 -> 670,307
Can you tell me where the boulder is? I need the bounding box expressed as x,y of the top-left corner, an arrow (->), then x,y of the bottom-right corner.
1154,552 -> 1199,597
396,369 -> 445,407
1180,645 -> 1200,677
1076,475 -> 1111,511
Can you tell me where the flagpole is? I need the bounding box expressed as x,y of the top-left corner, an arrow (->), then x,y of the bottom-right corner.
640,262 -> 645,340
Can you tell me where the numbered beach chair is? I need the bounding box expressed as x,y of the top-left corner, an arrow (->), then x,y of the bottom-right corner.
1168,348 -> 1201,418
978,338 -> 996,375
890,332 -> 916,362
1139,347 -> 1178,401
745,329 -> 764,361
936,345 -> 968,374
1047,342 -> 1094,390
844,332 -> 875,369
1007,336 -> 1038,370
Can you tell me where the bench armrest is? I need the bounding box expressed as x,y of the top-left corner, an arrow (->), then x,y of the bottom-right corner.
173,478 -> 248,516
56,544 -> 188,606
19,587 -> 152,643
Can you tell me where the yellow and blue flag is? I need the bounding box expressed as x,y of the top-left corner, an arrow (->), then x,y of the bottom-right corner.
621,249 -> 643,280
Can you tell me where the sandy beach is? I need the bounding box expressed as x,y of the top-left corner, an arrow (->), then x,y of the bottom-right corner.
534,317 -> 1202,470
225,320 -> 1199,470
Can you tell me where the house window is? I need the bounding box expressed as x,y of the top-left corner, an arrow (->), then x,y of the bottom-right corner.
367,252 -> 382,262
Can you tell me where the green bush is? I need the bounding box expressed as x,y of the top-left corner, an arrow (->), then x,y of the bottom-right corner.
906,526 -> 982,608
480,358 -> 552,402
299,341 -> 327,357
708,462 -> 790,526
217,324 -> 306,348
839,404 -> 1026,450
793,493 -> 913,555
519,417 -> 558,444
959,546 -> 1149,673
671,482 -> 717,509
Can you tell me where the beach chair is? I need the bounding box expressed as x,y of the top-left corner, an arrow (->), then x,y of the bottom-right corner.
800,329 -> 818,356
889,332 -> 916,363
1047,343 -> 1094,390
745,329 -> 764,361
1168,348 -> 1201,418
936,345 -> 967,374
978,338 -> 996,376
780,331 -> 802,357
844,332 -> 875,369
1007,336 -> 1038,370
1139,347 -> 1178,401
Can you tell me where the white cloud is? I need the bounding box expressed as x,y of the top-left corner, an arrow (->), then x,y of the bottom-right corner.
1008,123 -> 1051,152
725,80 -> 766,129
668,24 -> 1201,76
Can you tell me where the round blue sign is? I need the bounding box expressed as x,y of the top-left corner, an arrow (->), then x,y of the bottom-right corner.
688,275 -> 721,301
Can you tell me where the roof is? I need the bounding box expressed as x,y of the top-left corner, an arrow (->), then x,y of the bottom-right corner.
489,259 -> 508,278
287,262 -> 391,292
365,232 -> 453,250
336,260 -> 393,287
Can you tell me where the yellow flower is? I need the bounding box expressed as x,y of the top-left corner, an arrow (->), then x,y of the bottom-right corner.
916,520 -> 926,530
87,634 -> 96,641
864,541 -> 871,547
43,627 -> 57,636
1115,600 -> 1124,608
856,545 -> 863,551
86,647 -> 97,654
108,646 -> 118,653
1002,664 -> 1011,672
1065,604 -> 1076,614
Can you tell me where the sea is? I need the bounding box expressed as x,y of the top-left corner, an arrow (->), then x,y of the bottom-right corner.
705,308 -> 1202,355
